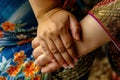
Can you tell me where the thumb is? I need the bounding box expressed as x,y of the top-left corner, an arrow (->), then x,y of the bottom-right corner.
69,14 -> 81,40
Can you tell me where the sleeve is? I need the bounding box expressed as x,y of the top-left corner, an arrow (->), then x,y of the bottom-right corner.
88,0 -> 120,51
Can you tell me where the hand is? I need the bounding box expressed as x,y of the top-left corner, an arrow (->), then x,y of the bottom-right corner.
32,37 -> 61,73
32,8 -> 80,68
32,14 -> 111,73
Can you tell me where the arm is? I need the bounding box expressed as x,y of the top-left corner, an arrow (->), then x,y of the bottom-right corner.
74,14 -> 110,56
29,0 -> 81,68
89,0 -> 120,50
29,0 -> 63,19
89,0 -> 120,76
33,14 -> 111,73
32,0 -> 120,73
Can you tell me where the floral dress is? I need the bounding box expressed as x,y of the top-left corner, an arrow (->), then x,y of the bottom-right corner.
0,0 -> 120,80
0,0 -> 102,80
0,0 -> 41,80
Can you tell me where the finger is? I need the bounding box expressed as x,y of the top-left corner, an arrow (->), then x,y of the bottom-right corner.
39,39 -> 54,60
51,36 -> 75,68
46,37 -> 68,68
32,45 -> 43,59
35,53 -> 50,67
60,29 -> 78,62
41,60 -> 61,73
69,14 -> 81,40
32,37 -> 40,49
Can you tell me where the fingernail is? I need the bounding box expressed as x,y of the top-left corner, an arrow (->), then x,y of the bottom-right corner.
62,64 -> 68,69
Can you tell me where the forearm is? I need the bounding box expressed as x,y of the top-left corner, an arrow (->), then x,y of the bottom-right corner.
74,15 -> 111,57
89,0 -> 120,50
29,0 -> 63,19
75,0 -> 120,57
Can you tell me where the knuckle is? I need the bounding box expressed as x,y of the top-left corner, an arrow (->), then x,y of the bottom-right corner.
38,32 -> 43,37
59,47 -> 66,53
49,31 -> 56,37
51,48 -> 59,54
39,32 -> 46,38
65,42 -> 73,49
45,51 -> 52,58
41,45 -> 47,51
48,31 -> 58,39
59,24 -> 64,31
51,22 -> 57,28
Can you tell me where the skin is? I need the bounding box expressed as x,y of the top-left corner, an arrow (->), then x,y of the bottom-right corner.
32,14 -> 111,73
29,0 -> 120,79
29,0 -> 81,68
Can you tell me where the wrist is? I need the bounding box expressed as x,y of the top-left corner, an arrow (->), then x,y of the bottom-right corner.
36,7 -> 65,22
29,0 -> 63,19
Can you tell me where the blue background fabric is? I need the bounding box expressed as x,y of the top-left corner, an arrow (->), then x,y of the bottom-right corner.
0,0 -> 40,80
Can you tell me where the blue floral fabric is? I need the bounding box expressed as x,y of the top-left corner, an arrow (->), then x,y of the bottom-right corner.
0,0 -> 100,80
0,0 -> 37,47
2,0 -> 117,80
0,0 -> 42,80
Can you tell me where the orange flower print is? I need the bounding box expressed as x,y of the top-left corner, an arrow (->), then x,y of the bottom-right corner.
0,30 -> 3,38
1,21 -> 15,31
0,76 -> 6,80
32,75 -> 41,80
23,61 -> 40,77
7,64 -> 21,76
13,50 -> 26,64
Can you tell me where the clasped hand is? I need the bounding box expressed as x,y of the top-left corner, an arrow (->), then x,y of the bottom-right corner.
32,8 -> 81,73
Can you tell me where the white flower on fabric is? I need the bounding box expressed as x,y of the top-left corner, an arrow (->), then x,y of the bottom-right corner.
0,56 -> 12,73
16,34 -> 27,40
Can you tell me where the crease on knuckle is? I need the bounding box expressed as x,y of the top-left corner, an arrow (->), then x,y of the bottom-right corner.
66,42 -> 72,50
51,48 -> 59,54
49,31 -> 56,37
44,51 -> 53,60
41,46 -> 47,51
59,47 -> 66,53
48,30 -> 58,39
